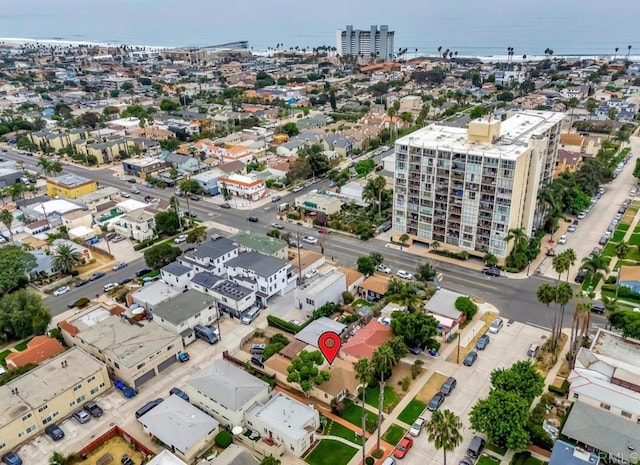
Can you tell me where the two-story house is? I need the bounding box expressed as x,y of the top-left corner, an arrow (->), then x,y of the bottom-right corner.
225,251 -> 296,305
217,174 -> 266,201
113,208 -> 155,242
151,290 -> 217,345
185,359 -> 270,428
178,236 -> 239,276
210,280 -> 257,319
161,262 -> 194,292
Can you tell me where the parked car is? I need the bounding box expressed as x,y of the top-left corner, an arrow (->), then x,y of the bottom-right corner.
427,392 -> 445,411
136,268 -> 152,277
599,235 -> 609,245
73,408 -> 91,424
409,417 -> 425,437
103,283 -> 118,292
144,195 -> 154,203
289,239 -> 302,248
292,185 -> 303,193
251,343 -> 266,354
393,436 -> 414,459
89,272 -> 105,281
440,377 -> 457,396
174,234 -> 187,244
169,387 -> 189,401
476,334 -> 490,350
135,399 -> 164,419
247,216 -> 259,222
271,195 -> 282,202
463,351 -> 478,366
377,264 -> 392,274
120,191 -> 131,198
1,452 -> 22,465
271,222 -> 285,229
577,211 -> 587,219
220,202 -> 231,209
304,269 -> 318,279
119,277 -> 133,285
303,235 -> 318,244
131,187 -> 141,194
489,318 -> 504,334
592,247 -> 602,255
241,307 -> 261,325
44,424 -> 65,441
408,346 -> 422,355
466,436 -> 486,459
558,234 -> 567,244
112,262 -> 127,271
482,267 -> 500,277
178,352 -> 190,362
190,194 -> 200,201
396,270 -> 413,280
545,248 -> 556,257
75,279 -> 89,287
127,178 -> 137,184
567,224 -> 577,233
591,303 -> 605,314
111,235 -> 126,243
83,401 -> 103,417
575,270 -> 586,284
53,286 -> 70,296
250,354 -> 265,368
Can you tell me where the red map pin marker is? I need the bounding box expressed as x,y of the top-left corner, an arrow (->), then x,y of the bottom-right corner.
318,331 -> 341,365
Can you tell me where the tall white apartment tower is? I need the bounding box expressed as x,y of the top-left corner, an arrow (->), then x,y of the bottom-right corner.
336,25 -> 395,61
392,110 -> 565,261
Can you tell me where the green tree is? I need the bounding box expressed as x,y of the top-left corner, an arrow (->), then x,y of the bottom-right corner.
471,74 -> 482,87
286,350 -> 330,396
0,289 -> 51,341
154,211 -> 180,235
0,208 -> 14,240
416,262 -> 436,283
362,175 -> 387,215
470,105 -> 489,119
187,226 -> 207,244
369,252 -> 384,267
0,246 -> 36,295
49,452 -> 78,465
144,242 -> 182,268
357,256 -> 375,276
389,311 -> 440,350
483,252 -> 498,266
281,122 -> 299,137
8,183 -> 26,202
259,456 -> 281,465
354,357 -> 373,464
372,343 -> 397,451
490,360 -> 544,402
159,99 -> 179,112
329,88 -> 337,111
536,282 -> 557,345
469,389 -> 530,450
615,241 -> 630,260
52,243 -> 83,275
178,179 -> 202,217
159,138 -> 180,151
398,234 -> 409,247
454,296 -> 478,320
425,409 -> 463,465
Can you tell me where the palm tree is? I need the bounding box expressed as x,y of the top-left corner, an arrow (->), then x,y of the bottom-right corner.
38,157 -> 53,176
170,195 -> 183,230
178,179 -> 202,219
614,47 -> 619,61
259,456 -> 281,465
537,283 -> 557,342
354,358 -> 373,464
363,175 -> 387,215
581,255 -> 609,288
52,243 -> 83,275
627,45 -> 632,61
0,208 -> 14,240
554,282 -> 574,348
50,161 -> 63,176
9,183 -> 26,203
506,227 -> 527,249
100,223 -> 112,256
372,344 -> 397,452
562,249 -> 577,281
615,241 -> 630,261
425,409 -> 463,465
483,252 -> 498,266
430,240 -> 440,252
552,252 -> 570,283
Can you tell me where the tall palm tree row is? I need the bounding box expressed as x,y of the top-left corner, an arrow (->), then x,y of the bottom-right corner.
372,344 -> 397,453
353,358 -> 373,464
425,409 -> 463,465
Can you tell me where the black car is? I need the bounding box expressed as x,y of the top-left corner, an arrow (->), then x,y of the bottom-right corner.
45,424 -> 65,441
476,334 -> 490,350
463,351 -> 478,366
251,355 -> 265,368
89,272 -> 105,281
75,279 -> 89,287
220,203 -> 231,209
83,400 -> 104,417
119,277 -> 133,285
136,268 -> 152,277
591,303 -> 605,314
440,377 -> 457,396
190,195 -> 200,201
127,178 -> 137,183
575,270 -> 586,284
408,346 -> 422,355
482,267 -> 500,277
427,392 -> 445,411
247,216 -> 259,222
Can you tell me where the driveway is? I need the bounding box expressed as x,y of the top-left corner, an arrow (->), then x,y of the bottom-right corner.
401,320 -> 548,465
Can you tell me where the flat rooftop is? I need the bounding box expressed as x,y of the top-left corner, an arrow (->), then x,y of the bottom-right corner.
591,329 -> 640,368
247,392 -> 316,440
302,270 -> 345,297
213,279 -> 254,301
122,156 -> 165,167
153,290 -> 215,325
396,110 -> 565,161
48,173 -> 94,187
0,347 -> 104,424
67,305 -> 112,332
231,232 -> 287,255
73,315 -> 179,368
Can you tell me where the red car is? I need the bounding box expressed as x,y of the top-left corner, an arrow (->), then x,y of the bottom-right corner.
394,436 -> 414,459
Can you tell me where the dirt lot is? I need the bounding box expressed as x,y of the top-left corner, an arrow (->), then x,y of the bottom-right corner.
415,372 -> 449,403
83,437 -> 145,465
387,362 -> 415,401
241,327 -> 293,354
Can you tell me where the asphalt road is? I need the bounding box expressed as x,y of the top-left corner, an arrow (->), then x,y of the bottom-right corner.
3,147 -> 599,330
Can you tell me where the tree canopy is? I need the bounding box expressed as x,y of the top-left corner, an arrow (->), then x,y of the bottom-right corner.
490,360 -> 544,403
154,211 -> 180,236
144,243 -> 182,269
390,311 -> 440,350
0,245 -> 36,296
286,350 -> 331,395
0,289 -> 51,342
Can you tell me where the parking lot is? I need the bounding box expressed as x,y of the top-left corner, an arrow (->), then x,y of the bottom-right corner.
401,319 -> 548,465
14,315 -> 258,463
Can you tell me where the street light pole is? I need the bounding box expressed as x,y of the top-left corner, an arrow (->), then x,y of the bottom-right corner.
296,231 -> 303,283
456,331 -> 461,364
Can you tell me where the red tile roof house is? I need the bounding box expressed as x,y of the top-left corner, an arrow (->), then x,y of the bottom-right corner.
5,335 -> 65,369
340,320 -> 392,363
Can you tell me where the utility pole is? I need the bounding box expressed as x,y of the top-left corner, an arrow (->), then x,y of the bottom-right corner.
296,231 -> 303,283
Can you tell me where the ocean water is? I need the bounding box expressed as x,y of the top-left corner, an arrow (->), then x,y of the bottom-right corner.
0,0 -> 637,57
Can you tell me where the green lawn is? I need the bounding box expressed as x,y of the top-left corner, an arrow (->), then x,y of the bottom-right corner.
14,337 -> 33,352
611,230 -> 626,243
0,349 -> 11,366
634,225 -> 640,234
630,234 -> 640,247
382,424 -> 406,445
324,420 -> 360,445
305,440 -> 358,465
602,242 -> 617,257
397,398 -> 427,424
342,399 -> 377,429
477,456 -> 501,465
486,442 -> 507,456
617,223 -> 631,232
523,457 -> 548,465
363,385 -> 398,410
626,247 -> 640,262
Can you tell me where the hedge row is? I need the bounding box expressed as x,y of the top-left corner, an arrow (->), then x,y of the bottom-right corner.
266,315 -> 303,334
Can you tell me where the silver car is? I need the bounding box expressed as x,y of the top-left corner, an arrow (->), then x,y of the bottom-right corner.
73,408 -> 91,424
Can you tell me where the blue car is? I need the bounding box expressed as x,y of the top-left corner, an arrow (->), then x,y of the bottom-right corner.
476,335 -> 490,350
1,452 -> 23,465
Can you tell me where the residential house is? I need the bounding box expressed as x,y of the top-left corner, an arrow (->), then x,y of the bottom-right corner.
245,392 -> 320,457
290,250 -> 326,279
218,145 -> 255,165
152,290 -> 217,344
46,174 -> 98,199
61,209 -> 93,230
191,169 -> 224,196
161,262 -> 195,292
217,174 -> 266,201
129,281 -> 181,311
340,320 -> 392,363
0,162 -> 22,188
295,269 -> 346,317
0,347 -> 110,452
76,187 -> 120,214
295,317 -> 346,349
189,272 -> 224,294
29,249 -> 60,279
226,251 -> 296,304
555,149 -> 583,178
337,267 -> 365,294
4,335 -> 64,369
294,192 -> 343,215
357,275 -> 391,302
231,232 -> 288,259
398,95 -> 422,114
618,265 -> 640,293
178,236 -> 239,276
549,440 -> 600,465
185,359 -> 270,428
560,85 -> 590,100
209,445 -> 259,465
164,153 -> 206,175
59,307 -> 184,388
51,239 -> 92,264
138,394 -> 220,464
210,279 -> 257,319
321,133 -> 355,158
339,180 -> 370,207
122,157 -> 171,179
113,208 -> 155,242
423,289 -> 465,333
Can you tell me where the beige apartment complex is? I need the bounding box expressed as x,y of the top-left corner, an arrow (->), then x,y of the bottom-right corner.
392,110 -> 565,260
0,347 -> 110,452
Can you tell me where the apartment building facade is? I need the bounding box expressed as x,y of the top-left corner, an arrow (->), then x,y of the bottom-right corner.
336,25 -> 395,61
392,110 -> 564,260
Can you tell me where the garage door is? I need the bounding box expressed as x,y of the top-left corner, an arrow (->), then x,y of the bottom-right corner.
134,369 -> 156,387
157,356 -> 177,373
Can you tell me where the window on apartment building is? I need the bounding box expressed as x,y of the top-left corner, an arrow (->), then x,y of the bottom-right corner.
600,402 -> 611,410
73,384 -> 82,391
38,405 -> 48,413
26,425 -> 36,433
0,442 -> 6,450
306,299 -> 315,306
52,412 -> 58,418
77,395 -> 86,403
572,393 -> 579,399
621,411 -> 632,418
22,413 -> 32,421
90,387 -> 99,395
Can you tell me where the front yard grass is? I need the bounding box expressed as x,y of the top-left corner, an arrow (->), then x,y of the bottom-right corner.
14,337 -> 33,352
305,439 -> 358,465
0,349 -> 11,366
342,399 -> 377,429
602,242 -> 617,257
363,385 -> 398,410
397,398 -> 427,424
617,223 -> 630,232
477,455 -> 501,465
630,234 -> 640,247
382,424 -> 406,446
324,419 -> 360,445
611,230 -> 626,243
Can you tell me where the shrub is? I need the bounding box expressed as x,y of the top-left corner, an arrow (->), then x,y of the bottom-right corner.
455,296 -> 478,320
267,315 -> 301,334
365,457 -> 375,465
269,333 -> 289,345
133,238 -> 155,251
342,291 -> 354,304
605,276 -> 617,285
263,343 -> 284,360
548,379 -> 570,395
74,297 -> 90,308
214,430 -> 233,448
400,376 -> 411,392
